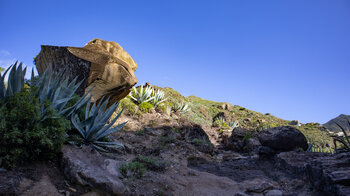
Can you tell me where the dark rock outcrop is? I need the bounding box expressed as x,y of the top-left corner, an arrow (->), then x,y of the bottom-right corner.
226,128 -> 261,154
276,151 -> 350,196
61,145 -> 128,195
306,152 -> 350,196
258,126 -> 308,152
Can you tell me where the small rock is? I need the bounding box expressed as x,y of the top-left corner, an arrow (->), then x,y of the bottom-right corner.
235,192 -> 250,196
243,178 -> 276,193
289,120 -> 301,126
265,189 -> 283,196
68,187 -> 77,192
188,170 -> 198,176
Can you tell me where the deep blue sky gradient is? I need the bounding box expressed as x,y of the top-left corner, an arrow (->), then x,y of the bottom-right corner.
0,0 -> 349,123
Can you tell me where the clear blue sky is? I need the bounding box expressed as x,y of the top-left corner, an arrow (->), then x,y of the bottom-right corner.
0,0 -> 349,123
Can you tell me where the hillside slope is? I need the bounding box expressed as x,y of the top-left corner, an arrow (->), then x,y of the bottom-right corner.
324,114 -> 350,133
118,85 -> 333,148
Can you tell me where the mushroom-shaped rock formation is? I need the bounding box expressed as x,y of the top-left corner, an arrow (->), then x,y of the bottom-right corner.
35,38 -> 138,106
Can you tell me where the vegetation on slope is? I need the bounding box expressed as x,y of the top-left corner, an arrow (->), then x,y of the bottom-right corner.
119,85 -> 334,149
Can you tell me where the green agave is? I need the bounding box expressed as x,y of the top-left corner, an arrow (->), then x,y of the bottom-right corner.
229,120 -> 239,129
151,89 -> 167,106
129,85 -> 154,104
71,96 -> 126,152
0,62 -> 26,100
30,67 -> 90,120
333,120 -> 350,152
172,101 -> 190,114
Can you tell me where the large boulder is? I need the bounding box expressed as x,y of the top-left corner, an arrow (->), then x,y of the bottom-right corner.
258,126 -> 308,152
226,128 -> 261,154
61,145 -> 128,195
35,38 -> 138,106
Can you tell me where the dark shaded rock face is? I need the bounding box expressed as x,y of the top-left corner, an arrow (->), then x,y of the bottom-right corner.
258,126 -> 308,152
35,46 -> 91,96
182,124 -> 210,142
306,152 -> 350,196
226,128 -> 261,154
276,151 -> 350,196
61,145 -> 128,195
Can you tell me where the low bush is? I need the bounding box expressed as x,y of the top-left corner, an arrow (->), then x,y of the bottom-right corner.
120,161 -> 147,179
133,156 -> 169,171
138,102 -> 153,113
192,138 -> 212,146
0,90 -> 69,168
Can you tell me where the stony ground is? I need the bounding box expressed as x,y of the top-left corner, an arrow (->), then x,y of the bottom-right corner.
0,105 -> 348,196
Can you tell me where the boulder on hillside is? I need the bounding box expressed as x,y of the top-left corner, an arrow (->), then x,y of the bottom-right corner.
35,38 -> 138,106
258,126 -> 308,152
61,145 -> 128,195
289,120 -> 301,126
226,128 -> 261,154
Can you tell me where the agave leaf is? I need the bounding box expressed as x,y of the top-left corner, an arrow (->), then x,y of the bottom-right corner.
96,102 -> 120,126
91,108 -> 123,138
93,141 -> 124,148
71,114 -> 87,139
92,144 -> 110,152
334,122 -> 350,147
95,121 -> 127,141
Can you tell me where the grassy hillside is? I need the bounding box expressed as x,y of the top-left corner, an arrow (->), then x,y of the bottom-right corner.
118,85 -> 333,148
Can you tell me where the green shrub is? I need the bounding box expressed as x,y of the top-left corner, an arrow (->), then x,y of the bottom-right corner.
120,161 -> 147,179
133,156 -> 169,171
0,90 -> 69,168
192,138 -> 213,147
158,102 -> 173,114
138,102 -> 153,113
159,135 -> 176,146
243,132 -> 252,142
213,116 -> 228,128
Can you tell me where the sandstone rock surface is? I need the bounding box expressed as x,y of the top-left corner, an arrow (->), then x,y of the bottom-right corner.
35,38 -> 137,106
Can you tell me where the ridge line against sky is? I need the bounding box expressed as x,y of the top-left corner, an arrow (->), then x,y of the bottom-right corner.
0,0 -> 349,124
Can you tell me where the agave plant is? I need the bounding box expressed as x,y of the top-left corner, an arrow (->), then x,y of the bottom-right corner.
30,67 -> 90,120
129,85 -> 154,104
0,62 -> 26,100
229,120 -> 239,129
71,96 -> 126,152
215,116 -> 226,123
151,89 -> 167,106
172,102 -> 190,114
333,120 -> 350,152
